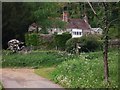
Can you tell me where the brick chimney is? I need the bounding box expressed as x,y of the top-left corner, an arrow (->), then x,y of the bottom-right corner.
83,14 -> 92,31
83,14 -> 88,23
62,11 -> 68,22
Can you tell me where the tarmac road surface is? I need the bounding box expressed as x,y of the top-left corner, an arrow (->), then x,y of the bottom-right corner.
0,68 -> 64,89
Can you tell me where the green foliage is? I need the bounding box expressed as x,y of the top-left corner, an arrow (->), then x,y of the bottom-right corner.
35,67 -> 55,80
38,35 -> 55,50
54,33 -> 72,50
51,19 -> 67,29
2,49 -> 118,88
2,2 -> 35,49
25,33 -> 39,46
3,2 -> 119,49
79,35 -> 102,52
0,82 -> 3,90
66,3 -> 82,19
66,38 -> 80,53
2,50 -> 70,68
66,35 -> 102,53
34,3 -> 66,29
108,27 -> 120,39
51,50 -> 118,88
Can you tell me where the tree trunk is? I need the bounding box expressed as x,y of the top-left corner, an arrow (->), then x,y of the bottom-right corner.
103,35 -> 109,82
87,2 -> 118,83
103,2 -> 109,82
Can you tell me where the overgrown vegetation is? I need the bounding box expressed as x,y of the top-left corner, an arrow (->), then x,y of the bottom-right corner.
51,50 -> 118,88
2,50 -> 70,68
79,35 -> 103,52
38,34 -> 55,50
54,33 -> 72,50
0,82 -> 4,90
2,49 -> 118,88
25,33 -> 39,46
35,67 -> 55,80
66,35 -> 103,53
108,28 -> 120,39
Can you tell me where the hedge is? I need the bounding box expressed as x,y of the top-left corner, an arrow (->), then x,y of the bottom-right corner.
25,33 -> 39,46
54,33 -> 72,50
66,35 -> 102,53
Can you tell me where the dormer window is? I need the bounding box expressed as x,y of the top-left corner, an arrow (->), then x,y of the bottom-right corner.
73,31 -> 81,35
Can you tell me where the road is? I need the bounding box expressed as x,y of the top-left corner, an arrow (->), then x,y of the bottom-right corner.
0,68 -> 64,89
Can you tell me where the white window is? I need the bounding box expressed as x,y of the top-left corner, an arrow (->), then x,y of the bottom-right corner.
75,32 -> 77,35
77,32 -> 79,35
72,29 -> 83,38
79,32 -> 81,35
73,31 -> 82,35
73,32 -> 76,35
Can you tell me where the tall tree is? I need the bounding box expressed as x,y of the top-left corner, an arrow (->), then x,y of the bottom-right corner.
33,2 -> 66,33
87,2 -> 119,82
2,2 -> 35,49
103,2 -> 109,82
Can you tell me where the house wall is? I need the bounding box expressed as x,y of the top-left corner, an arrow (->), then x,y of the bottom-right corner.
48,28 -> 72,35
82,29 -> 91,35
48,28 -> 64,34
48,28 -> 102,38
91,28 -> 103,35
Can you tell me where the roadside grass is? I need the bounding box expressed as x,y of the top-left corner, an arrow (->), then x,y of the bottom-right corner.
2,50 -> 70,68
0,84 -> 2,90
35,67 -> 55,80
2,49 -> 118,88
34,50 -> 118,88
0,82 -> 4,90
51,50 -> 118,88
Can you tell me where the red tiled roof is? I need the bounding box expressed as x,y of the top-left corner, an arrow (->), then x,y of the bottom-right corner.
67,19 -> 91,30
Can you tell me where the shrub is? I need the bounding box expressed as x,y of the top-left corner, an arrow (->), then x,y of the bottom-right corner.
79,35 -> 102,52
108,27 -> 120,39
51,50 -> 118,88
65,38 -> 81,53
54,33 -> 72,50
25,33 -> 39,46
66,35 -> 102,53
39,34 -> 55,50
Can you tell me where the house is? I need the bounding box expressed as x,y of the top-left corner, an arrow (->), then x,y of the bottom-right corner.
91,28 -> 103,35
48,28 -> 64,35
49,11 -> 100,38
28,23 -> 41,33
66,16 -> 92,38
29,12 -> 102,38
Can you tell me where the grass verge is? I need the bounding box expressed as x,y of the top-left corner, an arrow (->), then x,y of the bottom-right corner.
0,82 -> 4,90
2,50 -> 70,68
35,67 -> 55,80
35,50 -> 118,88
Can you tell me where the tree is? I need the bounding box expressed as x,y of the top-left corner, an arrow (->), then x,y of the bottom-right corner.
33,2 -> 66,32
2,2 -> 35,49
102,2 -> 119,82
87,2 -> 119,83
2,2 -> 67,49
102,2 -> 109,82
